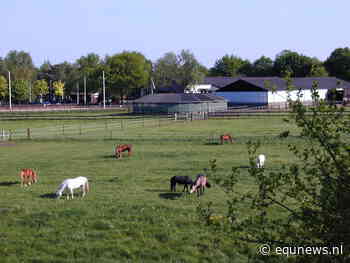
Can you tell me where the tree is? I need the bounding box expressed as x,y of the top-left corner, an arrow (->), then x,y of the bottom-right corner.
33,79 -> 49,103
250,56 -> 275,77
4,50 -> 36,81
53,80 -> 65,101
12,79 -> 29,103
153,50 -> 206,89
0,75 -> 8,102
76,53 -> 102,93
209,54 -> 251,77
273,50 -> 315,77
324,47 -> 350,81
308,63 -> 329,77
198,77 -> 350,262
105,51 -> 151,102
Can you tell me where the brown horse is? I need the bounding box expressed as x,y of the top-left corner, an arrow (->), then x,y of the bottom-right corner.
220,134 -> 233,144
115,144 -> 133,159
19,168 -> 38,187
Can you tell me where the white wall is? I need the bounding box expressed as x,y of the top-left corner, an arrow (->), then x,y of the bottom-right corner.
268,89 -> 328,103
215,92 -> 268,105
187,84 -> 218,93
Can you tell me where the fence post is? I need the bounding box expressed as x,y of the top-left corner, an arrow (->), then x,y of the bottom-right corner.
1,128 -> 4,140
62,125 -> 65,136
27,128 -> 31,140
121,120 -> 124,130
9,130 -> 12,141
79,124 -> 82,135
105,120 -> 108,131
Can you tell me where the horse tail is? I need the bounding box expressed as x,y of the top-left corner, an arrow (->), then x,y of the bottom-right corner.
206,181 -> 211,188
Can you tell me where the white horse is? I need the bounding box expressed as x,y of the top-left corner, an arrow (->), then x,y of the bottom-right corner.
56,176 -> 89,199
256,154 -> 266,168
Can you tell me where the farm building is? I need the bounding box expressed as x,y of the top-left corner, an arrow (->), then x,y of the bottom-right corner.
198,77 -> 350,106
132,93 -> 227,113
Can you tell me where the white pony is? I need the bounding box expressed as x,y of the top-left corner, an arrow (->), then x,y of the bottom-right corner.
256,154 -> 266,168
56,176 -> 89,199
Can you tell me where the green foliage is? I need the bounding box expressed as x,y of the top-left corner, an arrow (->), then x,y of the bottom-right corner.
250,56 -> 274,77
273,50 -> 317,77
0,75 -> 8,99
76,53 -> 102,93
209,54 -> 251,77
325,47 -> 350,81
153,50 -> 206,88
12,79 -> 29,102
33,79 -> 49,98
309,63 -> 329,77
53,80 -> 65,98
4,50 -> 36,81
199,81 -> 350,262
105,51 -> 151,99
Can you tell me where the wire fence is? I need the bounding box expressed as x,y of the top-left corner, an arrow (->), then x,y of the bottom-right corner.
0,112 -> 209,141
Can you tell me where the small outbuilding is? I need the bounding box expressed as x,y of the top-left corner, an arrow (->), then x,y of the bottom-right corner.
132,93 -> 227,113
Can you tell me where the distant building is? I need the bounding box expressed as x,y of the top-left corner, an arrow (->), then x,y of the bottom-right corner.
200,77 -> 350,106
132,93 -> 227,113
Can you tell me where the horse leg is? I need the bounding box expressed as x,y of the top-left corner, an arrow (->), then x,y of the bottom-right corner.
81,185 -> 86,198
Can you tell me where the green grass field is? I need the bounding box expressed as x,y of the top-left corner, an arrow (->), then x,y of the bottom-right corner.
0,117 -> 302,262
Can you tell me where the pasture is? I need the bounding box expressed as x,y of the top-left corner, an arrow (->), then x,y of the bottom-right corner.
0,116 -> 301,262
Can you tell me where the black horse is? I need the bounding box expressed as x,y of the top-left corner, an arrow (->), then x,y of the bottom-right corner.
170,176 -> 194,192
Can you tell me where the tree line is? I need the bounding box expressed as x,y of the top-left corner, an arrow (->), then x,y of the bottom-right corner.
0,47 -> 349,104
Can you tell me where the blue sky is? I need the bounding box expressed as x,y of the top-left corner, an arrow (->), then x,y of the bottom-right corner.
1,0 -> 349,67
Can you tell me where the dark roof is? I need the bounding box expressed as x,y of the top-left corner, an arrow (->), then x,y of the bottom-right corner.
133,93 -> 227,104
157,81 -> 185,93
204,77 -> 350,91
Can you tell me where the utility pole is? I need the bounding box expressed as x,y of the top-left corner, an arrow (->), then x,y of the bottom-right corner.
84,75 -> 87,105
102,71 -> 106,109
8,71 -> 12,111
76,82 -> 79,105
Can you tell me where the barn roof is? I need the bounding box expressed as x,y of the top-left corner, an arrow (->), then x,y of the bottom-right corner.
133,93 -> 227,104
204,77 -> 350,91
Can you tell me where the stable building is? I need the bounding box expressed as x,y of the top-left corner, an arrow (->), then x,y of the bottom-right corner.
202,77 -> 350,106
132,93 -> 227,113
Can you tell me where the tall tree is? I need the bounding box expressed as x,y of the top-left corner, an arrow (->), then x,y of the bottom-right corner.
209,54 -> 251,77
12,79 -> 29,103
250,56 -> 274,77
153,50 -> 206,89
4,50 -> 36,81
324,47 -> 350,81
53,80 -> 65,101
105,51 -> 151,102
32,79 -> 49,103
76,53 -> 102,93
273,50 -> 314,77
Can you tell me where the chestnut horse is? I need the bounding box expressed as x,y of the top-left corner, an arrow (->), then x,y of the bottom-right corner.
220,134 -> 233,144
19,168 -> 38,187
115,144 -> 133,159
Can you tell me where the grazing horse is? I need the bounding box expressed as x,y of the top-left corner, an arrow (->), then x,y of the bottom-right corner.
170,176 -> 194,192
19,168 -> 38,187
56,176 -> 89,200
115,144 -> 133,159
190,174 -> 211,196
220,134 -> 233,144
256,154 -> 266,168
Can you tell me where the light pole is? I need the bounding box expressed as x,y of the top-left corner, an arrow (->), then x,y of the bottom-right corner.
8,71 -> 12,111
102,71 -> 106,109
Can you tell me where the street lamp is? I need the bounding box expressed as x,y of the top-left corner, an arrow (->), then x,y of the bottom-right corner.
8,71 -> 12,111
